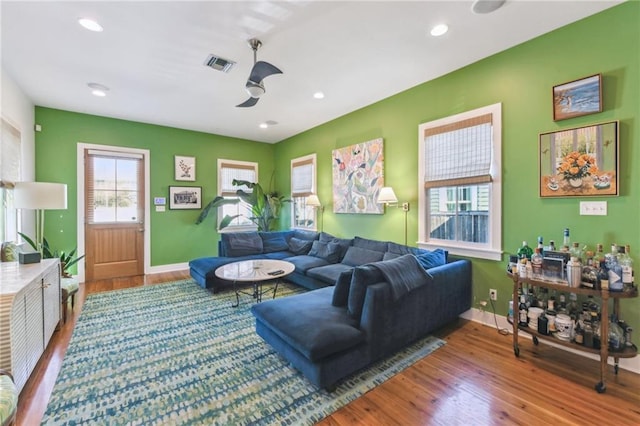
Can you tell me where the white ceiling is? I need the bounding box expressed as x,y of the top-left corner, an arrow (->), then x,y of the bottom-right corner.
1,1 -> 621,144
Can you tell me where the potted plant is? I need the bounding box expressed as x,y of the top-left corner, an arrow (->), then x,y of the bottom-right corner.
17,232 -> 85,278
196,179 -> 289,231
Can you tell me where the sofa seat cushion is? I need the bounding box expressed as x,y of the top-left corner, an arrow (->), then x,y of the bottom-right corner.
306,263 -> 354,285
285,255 -> 331,274
263,251 -> 295,260
251,287 -> 364,362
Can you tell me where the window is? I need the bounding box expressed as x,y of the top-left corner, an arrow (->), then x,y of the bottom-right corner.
418,103 -> 502,260
290,154 -> 316,229
86,150 -> 143,223
0,119 -> 21,243
218,159 -> 258,231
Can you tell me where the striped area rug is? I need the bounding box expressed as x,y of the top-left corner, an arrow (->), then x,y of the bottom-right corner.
42,280 -> 445,425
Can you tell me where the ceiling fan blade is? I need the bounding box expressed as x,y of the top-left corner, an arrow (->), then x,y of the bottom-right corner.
249,61 -> 283,84
236,97 -> 260,108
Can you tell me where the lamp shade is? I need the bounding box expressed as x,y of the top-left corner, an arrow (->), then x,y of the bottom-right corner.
377,187 -> 398,204
306,194 -> 322,207
14,182 -> 68,210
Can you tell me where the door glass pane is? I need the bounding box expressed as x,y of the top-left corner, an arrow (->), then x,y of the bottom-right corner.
90,155 -> 140,223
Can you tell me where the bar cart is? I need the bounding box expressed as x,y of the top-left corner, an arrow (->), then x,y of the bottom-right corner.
508,272 -> 637,393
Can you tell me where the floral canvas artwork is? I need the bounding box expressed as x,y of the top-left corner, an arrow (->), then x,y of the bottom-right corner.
332,138 -> 384,214
539,121 -> 618,197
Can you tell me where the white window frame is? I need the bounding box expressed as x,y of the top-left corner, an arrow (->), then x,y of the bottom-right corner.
290,153 -> 317,230
0,118 -> 21,243
217,158 -> 258,232
418,103 -> 502,261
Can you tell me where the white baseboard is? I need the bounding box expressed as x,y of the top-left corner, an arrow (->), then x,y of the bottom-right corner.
460,307 -> 640,375
147,262 -> 190,275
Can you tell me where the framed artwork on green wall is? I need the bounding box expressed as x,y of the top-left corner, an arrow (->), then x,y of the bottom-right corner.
552,74 -> 602,121
175,155 -> 196,181
169,186 -> 202,209
539,120 -> 618,198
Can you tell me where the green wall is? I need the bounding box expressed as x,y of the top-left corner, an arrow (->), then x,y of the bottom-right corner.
273,2 -> 640,329
34,3 -> 639,331
34,108 -> 275,266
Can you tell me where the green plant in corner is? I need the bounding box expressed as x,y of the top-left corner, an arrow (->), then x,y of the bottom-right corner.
18,232 -> 85,278
196,179 -> 290,232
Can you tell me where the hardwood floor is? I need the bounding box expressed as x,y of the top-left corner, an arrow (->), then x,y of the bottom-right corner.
17,271 -> 640,425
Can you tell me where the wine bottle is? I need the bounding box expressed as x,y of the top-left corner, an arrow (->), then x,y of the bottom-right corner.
518,295 -> 528,327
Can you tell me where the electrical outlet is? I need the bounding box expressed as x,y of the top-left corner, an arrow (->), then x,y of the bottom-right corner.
489,289 -> 497,301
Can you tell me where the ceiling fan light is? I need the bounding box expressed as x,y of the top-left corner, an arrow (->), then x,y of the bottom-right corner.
246,81 -> 265,98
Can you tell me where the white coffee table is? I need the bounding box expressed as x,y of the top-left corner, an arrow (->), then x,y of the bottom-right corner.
214,259 -> 295,307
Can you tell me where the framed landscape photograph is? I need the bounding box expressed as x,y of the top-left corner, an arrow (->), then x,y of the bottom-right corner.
539,121 -> 618,198
174,155 -> 196,181
169,186 -> 202,209
553,74 -> 602,121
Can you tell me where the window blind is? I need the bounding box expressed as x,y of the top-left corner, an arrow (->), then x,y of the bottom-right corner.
219,161 -> 256,196
0,119 -> 21,188
291,157 -> 314,197
424,113 -> 493,188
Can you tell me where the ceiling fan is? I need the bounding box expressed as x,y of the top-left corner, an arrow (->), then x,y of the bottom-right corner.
236,38 -> 283,108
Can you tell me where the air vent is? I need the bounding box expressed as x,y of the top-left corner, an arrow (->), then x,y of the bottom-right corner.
204,54 -> 236,73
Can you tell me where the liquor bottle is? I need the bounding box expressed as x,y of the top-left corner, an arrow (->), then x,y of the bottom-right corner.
548,240 -> 557,252
563,228 -> 571,248
598,260 -> 609,291
620,244 -> 634,289
531,248 -> 544,280
608,246 -> 624,292
537,236 -> 544,257
596,243 -> 605,262
570,242 -> 583,264
517,241 -> 533,260
518,295 -> 528,327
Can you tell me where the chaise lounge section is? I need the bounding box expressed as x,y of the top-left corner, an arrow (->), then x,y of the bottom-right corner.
250,253 -> 472,389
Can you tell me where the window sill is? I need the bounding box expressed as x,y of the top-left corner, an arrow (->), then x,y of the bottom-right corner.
417,241 -> 502,261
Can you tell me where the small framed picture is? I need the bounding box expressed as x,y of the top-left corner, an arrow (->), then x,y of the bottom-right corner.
552,74 -> 602,121
175,155 -> 196,181
169,186 -> 202,210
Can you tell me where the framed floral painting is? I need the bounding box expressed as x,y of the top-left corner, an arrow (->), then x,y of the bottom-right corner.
332,138 -> 384,213
539,121 -> 618,198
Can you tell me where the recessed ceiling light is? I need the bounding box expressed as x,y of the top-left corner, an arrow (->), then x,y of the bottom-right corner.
259,123 -> 269,129
78,18 -> 103,32
88,82 -> 109,97
313,92 -> 325,99
430,24 -> 448,37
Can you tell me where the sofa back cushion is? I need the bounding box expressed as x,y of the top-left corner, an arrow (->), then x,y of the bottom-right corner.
319,232 -> 353,261
308,240 -> 342,263
383,251 -> 402,261
347,264 -> 384,320
332,269 -> 354,307
287,237 -> 314,255
341,246 -> 384,267
292,229 -> 319,241
259,231 -> 291,253
387,241 -> 412,255
221,232 -> 263,257
353,236 -> 388,253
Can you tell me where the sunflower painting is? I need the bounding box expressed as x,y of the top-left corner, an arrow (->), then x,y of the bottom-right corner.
332,138 -> 384,213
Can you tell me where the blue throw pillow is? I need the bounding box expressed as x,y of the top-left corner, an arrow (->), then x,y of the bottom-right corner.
288,237 -> 313,255
332,270 -> 354,307
414,248 -> 447,270
308,240 -> 341,263
259,232 -> 290,253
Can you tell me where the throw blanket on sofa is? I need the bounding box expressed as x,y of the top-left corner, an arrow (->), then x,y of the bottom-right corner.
371,254 -> 433,300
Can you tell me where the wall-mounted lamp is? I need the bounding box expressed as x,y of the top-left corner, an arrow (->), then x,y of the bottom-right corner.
306,194 -> 324,232
14,182 -> 68,255
376,186 -> 409,245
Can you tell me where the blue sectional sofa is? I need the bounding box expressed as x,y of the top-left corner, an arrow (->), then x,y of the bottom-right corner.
189,230 -> 472,389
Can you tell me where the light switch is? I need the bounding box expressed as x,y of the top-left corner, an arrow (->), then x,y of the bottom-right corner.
579,201 -> 607,216
156,206 -> 166,212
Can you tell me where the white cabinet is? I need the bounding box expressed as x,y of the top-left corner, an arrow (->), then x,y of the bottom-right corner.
0,259 -> 61,392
